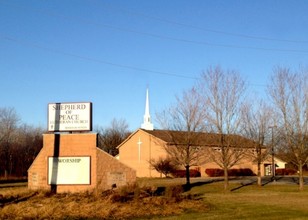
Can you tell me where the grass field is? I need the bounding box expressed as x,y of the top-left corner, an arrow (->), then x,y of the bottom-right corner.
145,178 -> 308,220
1,177 -> 308,219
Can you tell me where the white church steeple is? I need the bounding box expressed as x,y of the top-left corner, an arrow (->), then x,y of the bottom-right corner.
141,88 -> 154,130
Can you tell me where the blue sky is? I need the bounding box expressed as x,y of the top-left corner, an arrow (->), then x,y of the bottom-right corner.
1,0 -> 308,131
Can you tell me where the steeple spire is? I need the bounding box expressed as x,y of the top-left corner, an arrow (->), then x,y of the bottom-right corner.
141,88 -> 154,130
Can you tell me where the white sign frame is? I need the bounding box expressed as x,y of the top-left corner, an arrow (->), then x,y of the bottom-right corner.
48,156 -> 91,185
48,102 -> 92,132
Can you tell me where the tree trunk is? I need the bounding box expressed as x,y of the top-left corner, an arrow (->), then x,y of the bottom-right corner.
257,162 -> 262,186
185,165 -> 190,187
298,163 -> 304,191
224,167 -> 229,191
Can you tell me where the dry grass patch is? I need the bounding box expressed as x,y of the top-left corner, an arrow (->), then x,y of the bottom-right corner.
0,184 -> 208,219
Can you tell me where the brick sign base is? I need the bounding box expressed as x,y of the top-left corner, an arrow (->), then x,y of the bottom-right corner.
28,133 -> 136,193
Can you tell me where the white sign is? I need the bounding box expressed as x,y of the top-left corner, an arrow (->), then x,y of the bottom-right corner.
48,102 -> 92,132
48,156 -> 91,185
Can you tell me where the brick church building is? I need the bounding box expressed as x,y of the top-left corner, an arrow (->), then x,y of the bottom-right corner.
117,89 -> 285,178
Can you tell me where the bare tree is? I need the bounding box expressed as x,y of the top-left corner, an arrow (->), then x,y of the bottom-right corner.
156,88 -> 207,187
241,99 -> 273,186
149,157 -> 177,178
198,66 -> 247,191
268,67 -> 308,191
15,124 -> 44,176
0,108 -> 44,178
97,118 -> 131,156
0,107 -> 20,178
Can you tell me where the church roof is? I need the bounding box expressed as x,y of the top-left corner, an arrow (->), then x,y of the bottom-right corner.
141,129 -> 259,148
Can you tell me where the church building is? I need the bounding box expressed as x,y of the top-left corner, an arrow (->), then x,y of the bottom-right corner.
117,89 -> 286,178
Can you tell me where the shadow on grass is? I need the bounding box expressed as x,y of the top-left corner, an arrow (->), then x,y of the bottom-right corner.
230,179 -> 256,191
182,178 -> 224,191
262,176 -> 278,186
261,176 -> 295,186
228,176 -> 285,191
147,176 -> 308,196
181,176 -> 304,192
0,191 -> 38,208
149,178 -> 225,195
286,176 -> 308,185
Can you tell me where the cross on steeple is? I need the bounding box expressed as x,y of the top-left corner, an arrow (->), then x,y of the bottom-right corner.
141,88 -> 154,130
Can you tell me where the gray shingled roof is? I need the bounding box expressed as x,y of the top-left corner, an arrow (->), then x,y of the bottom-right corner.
141,129 -> 258,148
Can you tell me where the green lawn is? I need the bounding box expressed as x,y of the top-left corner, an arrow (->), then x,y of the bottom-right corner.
137,178 -> 308,220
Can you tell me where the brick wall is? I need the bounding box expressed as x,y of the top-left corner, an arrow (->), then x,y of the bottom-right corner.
28,133 -> 136,193
96,148 -> 136,191
118,129 -> 166,177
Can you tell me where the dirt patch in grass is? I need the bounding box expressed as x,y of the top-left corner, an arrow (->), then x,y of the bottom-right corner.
0,185 -> 208,219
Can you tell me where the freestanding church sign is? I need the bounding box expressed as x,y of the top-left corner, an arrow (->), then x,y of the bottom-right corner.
28,102 -> 136,193
48,102 -> 92,132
